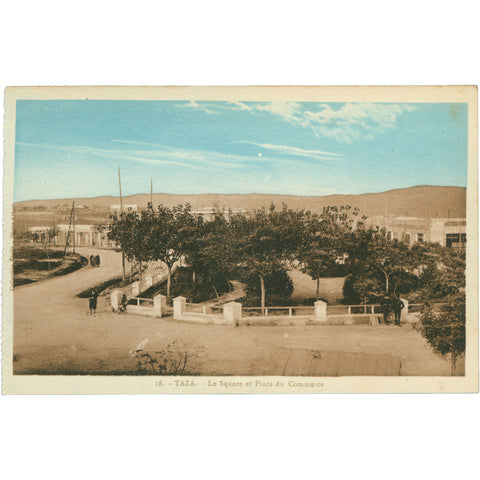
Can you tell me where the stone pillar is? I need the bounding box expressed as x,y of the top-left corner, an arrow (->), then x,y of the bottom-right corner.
145,275 -> 153,289
314,300 -> 328,323
223,302 -> 242,326
111,289 -> 122,312
173,296 -> 186,320
131,281 -> 140,297
153,294 -> 167,318
400,298 -> 409,323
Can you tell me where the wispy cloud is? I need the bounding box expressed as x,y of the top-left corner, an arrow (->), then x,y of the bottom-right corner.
19,140 -> 306,171
176,100 -> 416,143
234,141 -> 346,162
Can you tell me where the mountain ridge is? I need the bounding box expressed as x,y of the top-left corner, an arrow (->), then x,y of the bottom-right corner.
14,185 -> 466,219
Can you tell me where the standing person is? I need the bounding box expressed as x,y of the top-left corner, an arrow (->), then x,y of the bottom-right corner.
381,294 -> 392,325
120,294 -> 128,314
90,255 -> 94,267
89,289 -> 98,315
393,295 -> 405,326
95,254 -> 100,267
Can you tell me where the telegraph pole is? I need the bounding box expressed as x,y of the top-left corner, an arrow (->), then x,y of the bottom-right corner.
150,177 -> 153,205
72,201 -> 76,254
118,166 -> 126,281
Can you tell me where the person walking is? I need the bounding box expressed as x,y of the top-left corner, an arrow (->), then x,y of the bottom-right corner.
95,254 -> 101,267
381,294 -> 392,325
88,289 -> 98,315
392,295 -> 404,326
119,294 -> 128,314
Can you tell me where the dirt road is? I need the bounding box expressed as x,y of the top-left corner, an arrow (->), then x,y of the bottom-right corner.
11,247 -> 458,376
13,247 -> 123,348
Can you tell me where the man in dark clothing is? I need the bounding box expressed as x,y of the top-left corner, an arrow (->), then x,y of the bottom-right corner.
119,294 -> 128,314
89,289 -> 98,315
381,295 -> 392,325
95,254 -> 100,267
392,295 -> 404,326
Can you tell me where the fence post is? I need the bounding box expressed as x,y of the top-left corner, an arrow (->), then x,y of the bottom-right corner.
348,306 -> 351,315
173,296 -> 186,320
223,302 -> 242,326
111,289 -> 122,312
131,281 -> 140,297
289,308 -> 292,317
314,300 -> 328,323
153,294 -> 167,318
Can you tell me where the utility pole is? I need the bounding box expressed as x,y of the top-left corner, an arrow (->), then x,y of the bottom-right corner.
150,177 -> 153,206
63,201 -> 76,257
118,166 -> 126,281
72,201 -> 76,254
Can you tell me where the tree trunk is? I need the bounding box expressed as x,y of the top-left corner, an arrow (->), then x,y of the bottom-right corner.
451,355 -> 457,376
385,274 -> 389,293
166,264 -> 172,298
316,277 -> 320,301
192,271 -> 196,284
259,274 -> 266,315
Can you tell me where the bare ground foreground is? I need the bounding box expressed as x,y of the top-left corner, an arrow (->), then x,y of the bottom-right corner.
12,247 -> 464,376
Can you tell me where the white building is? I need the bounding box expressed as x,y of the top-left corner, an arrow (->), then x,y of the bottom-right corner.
369,216 -> 466,249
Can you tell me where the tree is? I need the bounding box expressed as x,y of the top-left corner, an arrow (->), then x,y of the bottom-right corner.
415,296 -> 465,375
298,206 -> 355,301
182,210 -> 234,297
229,204 -> 304,312
143,203 -> 201,297
346,227 -> 414,294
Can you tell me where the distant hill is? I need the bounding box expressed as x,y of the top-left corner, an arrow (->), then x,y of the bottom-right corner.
14,186 -> 466,229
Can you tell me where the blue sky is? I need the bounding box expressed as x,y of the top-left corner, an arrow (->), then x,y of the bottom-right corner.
14,100 -> 468,202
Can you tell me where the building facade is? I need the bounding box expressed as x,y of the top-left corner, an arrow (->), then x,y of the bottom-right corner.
369,216 -> 466,249
28,224 -> 111,247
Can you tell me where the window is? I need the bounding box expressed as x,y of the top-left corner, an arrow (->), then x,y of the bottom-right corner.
404,233 -> 411,244
461,233 -> 467,243
446,233 -> 460,248
393,232 -> 398,240
417,233 -> 424,243
387,231 -> 392,240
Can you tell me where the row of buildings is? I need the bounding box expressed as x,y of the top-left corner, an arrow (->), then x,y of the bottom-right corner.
368,216 -> 467,250
25,205 -> 250,248
25,203 -> 467,251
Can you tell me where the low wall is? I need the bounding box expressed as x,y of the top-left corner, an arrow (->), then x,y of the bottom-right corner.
126,305 -> 162,318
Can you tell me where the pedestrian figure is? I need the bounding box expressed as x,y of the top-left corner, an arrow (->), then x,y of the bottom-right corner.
381,295 -> 392,325
95,254 -> 100,267
89,289 -> 98,315
90,255 -> 94,267
119,294 -> 128,314
392,295 -> 404,326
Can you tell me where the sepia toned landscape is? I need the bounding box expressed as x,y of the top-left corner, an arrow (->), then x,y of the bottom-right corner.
4,87 -> 476,393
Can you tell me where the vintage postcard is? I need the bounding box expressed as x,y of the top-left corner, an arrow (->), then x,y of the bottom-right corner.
2,86 -> 478,394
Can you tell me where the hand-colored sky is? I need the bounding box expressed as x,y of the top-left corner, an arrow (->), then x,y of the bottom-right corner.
14,100 -> 468,202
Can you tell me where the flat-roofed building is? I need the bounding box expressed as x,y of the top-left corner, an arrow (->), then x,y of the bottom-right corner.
28,224 -> 111,247
110,204 -> 138,214
369,216 -> 466,249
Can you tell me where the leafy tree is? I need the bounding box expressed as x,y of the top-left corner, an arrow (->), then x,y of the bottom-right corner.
414,296 -> 466,375
183,211 -> 234,297
229,204 -> 305,312
298,206 -> 356,301
345,227 -> 415,294
243,268 -> 294,306
143,203 -> 201,297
